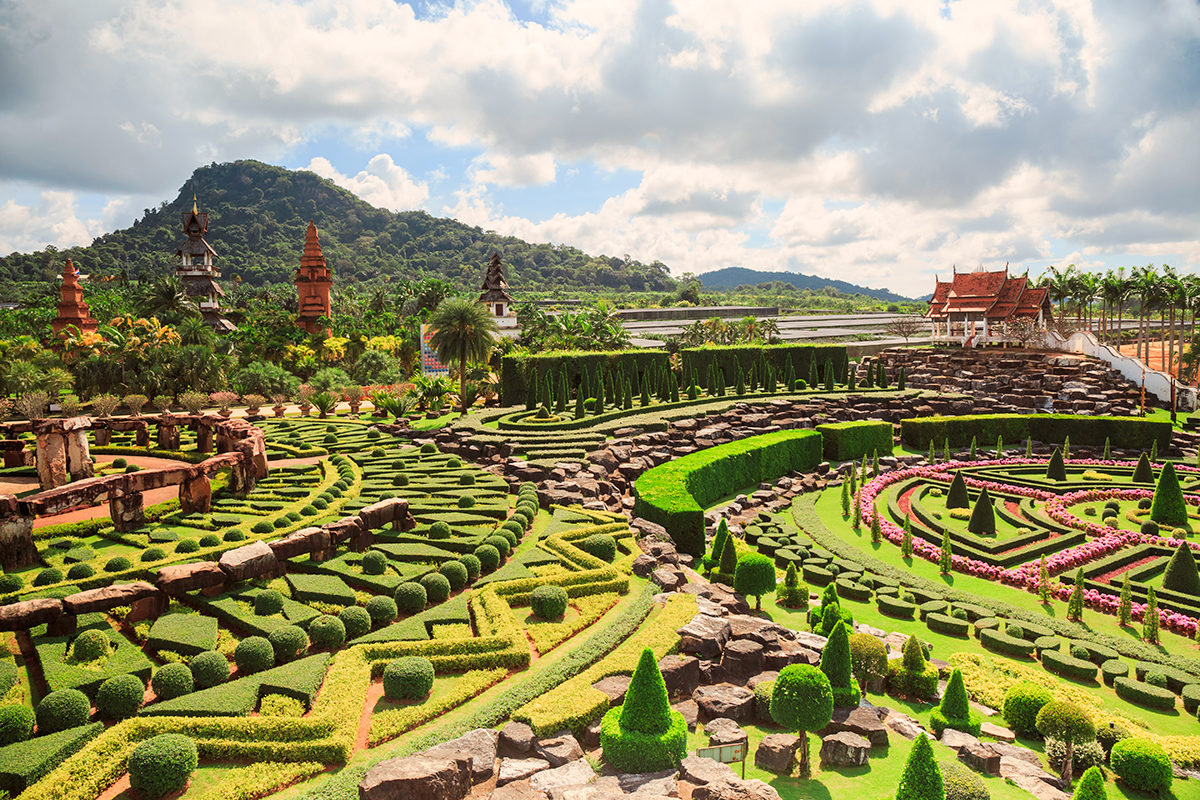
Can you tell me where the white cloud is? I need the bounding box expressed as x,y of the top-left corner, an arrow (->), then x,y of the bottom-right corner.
471,152 -> 557,187
303,154 -> 428,212
0,190 -> 102,255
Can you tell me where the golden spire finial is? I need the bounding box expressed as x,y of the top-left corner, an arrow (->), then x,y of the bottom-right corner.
192,194 -> 198,214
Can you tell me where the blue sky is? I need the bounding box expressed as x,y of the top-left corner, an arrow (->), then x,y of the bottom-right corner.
0,0 -> 1197,298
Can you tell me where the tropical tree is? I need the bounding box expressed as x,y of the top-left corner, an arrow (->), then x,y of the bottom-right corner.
427,298 -> 498,414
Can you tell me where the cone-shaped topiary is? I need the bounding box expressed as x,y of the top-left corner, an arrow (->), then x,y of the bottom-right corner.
930,668 -> 981,737
946,472 -> 969,509
1072,765 -> 1108,800
1162,541 -> 1200,595
602,648 -> 688,772
1067,567 -> 1085,622
820,621 -> 860,708
708,519 -> 730,571
902,634 -> 926,672
1133,452 -> 1154,482
716,534 -> 737,585
1047,447 -> 1067,481
1150,462 -> 1187,527
967,487 -> 996,535
896,733 -> 944,800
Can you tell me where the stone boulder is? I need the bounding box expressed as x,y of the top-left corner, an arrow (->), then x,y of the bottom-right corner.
425,728 -> 499,782
819,732 -> 871,767
691,777 -> 781,800
498,758 -> 550,786
882,711 -> 924,740
528,760 -> 595,793
678,755 -> 735,786
62,581 -> 159,615
704,718 -> 747,748
501,721 -> 536,754
753,735 -> 799,774
218,540 -> 278,581
651,566 -> 687,591
359,754 -> 472,800
959,743 -> 1001,776
0,597 -> 61,631
592,675 -> 631,706
534,733 -> 584,768
719,640 -> 764,682
821,705 -> 888,748
940,729 -> 981,752
693,684 -> 755,722
658,655 -> 700,698
677,615 -> 731,658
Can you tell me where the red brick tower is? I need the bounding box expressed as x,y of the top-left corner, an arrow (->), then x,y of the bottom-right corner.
51,259 -> 99,338
295,220 -> 332,334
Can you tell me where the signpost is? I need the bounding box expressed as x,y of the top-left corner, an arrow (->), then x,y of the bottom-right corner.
697,742 -> 746,778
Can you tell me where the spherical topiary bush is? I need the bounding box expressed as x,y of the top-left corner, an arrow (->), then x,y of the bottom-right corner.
1002,681 -> 1053,737
1096,722 -> 1130,756
365,595 -> 398,626
420,572 -> 452,605
428,521 -> 451,540
268,625 -> 309,663
499,529 -> 518,549
1141,520 -> 1160,536
382,655 -> 435,701
72,629 -> 111,662
460,553 -> 481,581
308,615 -> 346,650
0,704 -> 34,745
151,662 -> 195,701
234,636 -> 275,674
112,457 -> 127,468
199,534 -> 221,548
65,562 -> 94,580
439,560 -> 469,591
457,495 -> 475,509
580,534 -> 618,563
224,529 -> 246,541
96,673 -> 144,720
33,567 -> 63,586
128,733 -> 198,798
770,663 -> 834,773
104,556 -> 132,573
339,606 -> 372,640
530,585 -> 568,620
502,520 -> 524,539
474,544 -> 500,573
189,651 -> 230,689
174,539 -> 199,554
36,689 -> 90,733
141,547 -> 165,562
1111,738 -> 1172,794
420,443 -> 437,454
254,589 -> 284,616
252,521 -> 273,534
485,534 -> 511,558
446,456 -> 461,467
0,574 -> 22,594
361,551 -> 387,575
394,582 -> 427,615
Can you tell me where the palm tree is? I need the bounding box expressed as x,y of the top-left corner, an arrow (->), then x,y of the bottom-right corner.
427,298 -> 498,414
139,275 -> 197,321
1100,268 -> 1129,346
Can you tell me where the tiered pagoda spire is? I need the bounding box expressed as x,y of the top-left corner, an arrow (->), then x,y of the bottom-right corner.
479,252 -> 513,319
51,259 -> 98,338
175,196 -> 235,332
295,220 -> 332,334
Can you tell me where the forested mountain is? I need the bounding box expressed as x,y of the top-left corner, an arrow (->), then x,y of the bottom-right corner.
697,266 -> 912,302
0,160 -> 676,296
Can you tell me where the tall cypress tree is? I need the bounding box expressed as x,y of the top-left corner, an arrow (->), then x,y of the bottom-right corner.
939,530 -> 953,574
525,366 -> 539,411
717,535 -> 738,585
1038,556 -> 1052,605
901,515 -> 913,558
716,367 -> 726,397
735,365 -> 746,396
1046,447 -> 1067,481
896,734 -> 944,800
1118,573 -> 1132,626
1067,567 -> 1085,622
556,368 -> 567,413
820,621 -> 860,708
824,357 -> 835,390
1150,462 -> 1187,527
785,357 -> 795,391
1143,587 -> 1160,643
808,359 -> 819,390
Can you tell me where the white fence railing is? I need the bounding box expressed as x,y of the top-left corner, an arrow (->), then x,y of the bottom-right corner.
1045,330 -> 1197,411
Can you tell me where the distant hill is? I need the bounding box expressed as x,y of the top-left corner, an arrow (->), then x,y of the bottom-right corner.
0,160 -> 676,294
697,267 -> 912,302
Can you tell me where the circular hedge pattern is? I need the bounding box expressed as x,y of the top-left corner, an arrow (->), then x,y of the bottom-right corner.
96,674 -> 145,720
394,582 -> 427,615
530,585 -> 568,620
339,606 -> 372,640
0,704 -> 34,745
190,651 -> 230,689
234,636 -> 276,674
36,689 -> 90,733
420,572 -> 452,605
382,656 -> 435,701
151,662 -> 195,701
128,733 -> 199,798
308,615 -> 347,649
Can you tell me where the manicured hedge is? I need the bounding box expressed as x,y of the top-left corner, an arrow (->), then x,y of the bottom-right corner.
926,613 -> 970,637
816,420 -> 894,462
1041,649 -> 1098,682
1183,684 -> 1200,715
146,614 -> 219,657
877,594 -> 916,619
979,629 -> 1035,658
1101,659 -> 1129,687
501,350 -> 670,406
633,429 -> 823,556
1133,661 -> 1197,694
680,344 -> 849,389
1114,677 -> 1176,710
0,722 -> 103,795
899,413 -> 1172,450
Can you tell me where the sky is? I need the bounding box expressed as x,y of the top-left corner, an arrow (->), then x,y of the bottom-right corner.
0,0 -> 1197,298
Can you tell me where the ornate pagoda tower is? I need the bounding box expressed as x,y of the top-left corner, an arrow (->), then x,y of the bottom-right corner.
479,252 -> 515,327
295,220 -> 333,334
51,259 -> 99,338
175,197 -> 235,332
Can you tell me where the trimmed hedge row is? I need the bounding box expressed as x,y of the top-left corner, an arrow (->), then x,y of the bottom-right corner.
899,413 -> 1172,450
0,722 -> 103,795
816,420 -> 894,462
1041,649 -> 1098,682
979,629 -> 1035,658
877,594 -> 916,619
679,344 -> 849,389
1114,677 -> 1176,710
926,613 -> 970,637
500,350 -> 670,406
634,429 -> 823,556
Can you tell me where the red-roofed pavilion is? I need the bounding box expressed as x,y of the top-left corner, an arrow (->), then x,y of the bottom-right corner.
927,266 -> 1052,344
